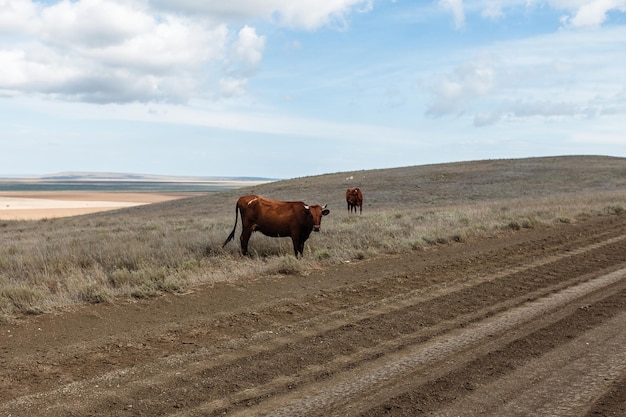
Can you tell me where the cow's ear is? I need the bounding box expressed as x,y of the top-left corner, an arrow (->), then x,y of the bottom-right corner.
322,208 -> 330,216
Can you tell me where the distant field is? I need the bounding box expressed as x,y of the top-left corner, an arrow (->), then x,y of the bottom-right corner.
0,191 -> 195,220
0,177 -> 274,220
0,179 -> 273,193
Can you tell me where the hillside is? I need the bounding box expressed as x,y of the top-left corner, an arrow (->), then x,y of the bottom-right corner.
125,155 -> 626,219
1,154 -> 625,309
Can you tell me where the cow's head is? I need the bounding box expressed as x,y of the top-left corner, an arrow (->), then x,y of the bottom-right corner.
304,204 -> 330,232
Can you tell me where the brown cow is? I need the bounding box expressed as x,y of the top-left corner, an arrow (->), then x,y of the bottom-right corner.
346,187 -> 363,214
222,195 -> 330,257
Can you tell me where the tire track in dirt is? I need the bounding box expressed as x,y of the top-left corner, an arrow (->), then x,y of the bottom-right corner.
226,269 -> 626,417
2,215 -> 626,416
435,311 -> 626,417
3,234 -> 625,416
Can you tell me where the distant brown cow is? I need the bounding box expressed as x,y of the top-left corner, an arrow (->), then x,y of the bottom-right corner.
346,187 -> 363,214
222,195 -> 330,257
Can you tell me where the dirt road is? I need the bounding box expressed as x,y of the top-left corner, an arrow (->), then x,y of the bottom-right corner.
1,214 -> 625,416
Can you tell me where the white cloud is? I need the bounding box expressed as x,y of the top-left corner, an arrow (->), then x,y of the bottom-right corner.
439,1 -> 626,28
0,0 -> 234,103
0,0 -> 39,34
563,0 -> 626,27
473,111 -> 501,126
86,17 -> 227,73
273,0 -> 373,30
38,0 -> 153,48
480,2 -> 505,20
0,0 -> 372,104
426,26 -> 626,126
473,99 -> 594,126
220,77 -> 248,98
2,0 -> 624,108
439,0 -> 466,28
232,25 -> 266,72
218,26 -> 265,98
426,59 -> 495,116
150,0 -> 373,30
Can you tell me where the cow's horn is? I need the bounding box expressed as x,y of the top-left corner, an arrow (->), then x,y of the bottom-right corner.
304,204 -> 310,210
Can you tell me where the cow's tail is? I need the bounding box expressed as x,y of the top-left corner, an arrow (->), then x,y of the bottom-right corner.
222,202 -> 239,248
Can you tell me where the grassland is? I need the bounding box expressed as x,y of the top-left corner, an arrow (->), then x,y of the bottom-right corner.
1,155 -> 625,321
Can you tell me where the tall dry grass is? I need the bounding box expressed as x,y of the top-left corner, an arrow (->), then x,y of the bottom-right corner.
1,156 -> 625,321
1,192 -> 623,321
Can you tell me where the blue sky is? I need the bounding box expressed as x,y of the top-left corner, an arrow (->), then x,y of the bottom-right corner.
1,1 -> 625,179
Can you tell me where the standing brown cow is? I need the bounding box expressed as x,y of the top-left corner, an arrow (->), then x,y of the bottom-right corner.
346,187 -> 363,214
222,195 -> 330,257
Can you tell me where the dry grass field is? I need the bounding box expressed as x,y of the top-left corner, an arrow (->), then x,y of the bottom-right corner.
1,155 -> 625,416
1,155 -> 625,320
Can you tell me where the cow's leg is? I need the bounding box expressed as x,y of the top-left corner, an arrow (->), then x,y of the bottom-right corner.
239,228 -> 252,256
290,237 -> 304,258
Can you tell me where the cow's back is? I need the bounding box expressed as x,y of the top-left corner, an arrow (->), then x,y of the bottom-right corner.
236,195 -> 261,220
244,197 -> 307,237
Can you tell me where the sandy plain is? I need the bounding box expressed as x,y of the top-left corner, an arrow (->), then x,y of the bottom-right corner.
0,191 -> 198,220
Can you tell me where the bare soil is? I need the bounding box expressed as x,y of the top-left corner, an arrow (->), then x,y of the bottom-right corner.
0,192 -> 199,220
1,213 -> 625,416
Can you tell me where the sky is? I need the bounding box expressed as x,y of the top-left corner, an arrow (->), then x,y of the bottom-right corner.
1,0 -> 625,179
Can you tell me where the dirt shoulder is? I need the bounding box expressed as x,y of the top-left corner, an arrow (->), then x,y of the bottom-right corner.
1,214 -> 625,416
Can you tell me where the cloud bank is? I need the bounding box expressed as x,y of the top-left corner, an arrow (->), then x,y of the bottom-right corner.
427,3 -> 626,126
441,0 -> 626,28
1,0 -> 624,115
0,0 -> 370,103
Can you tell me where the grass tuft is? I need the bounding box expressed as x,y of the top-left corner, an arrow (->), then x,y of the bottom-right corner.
1,285 -> 45,315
